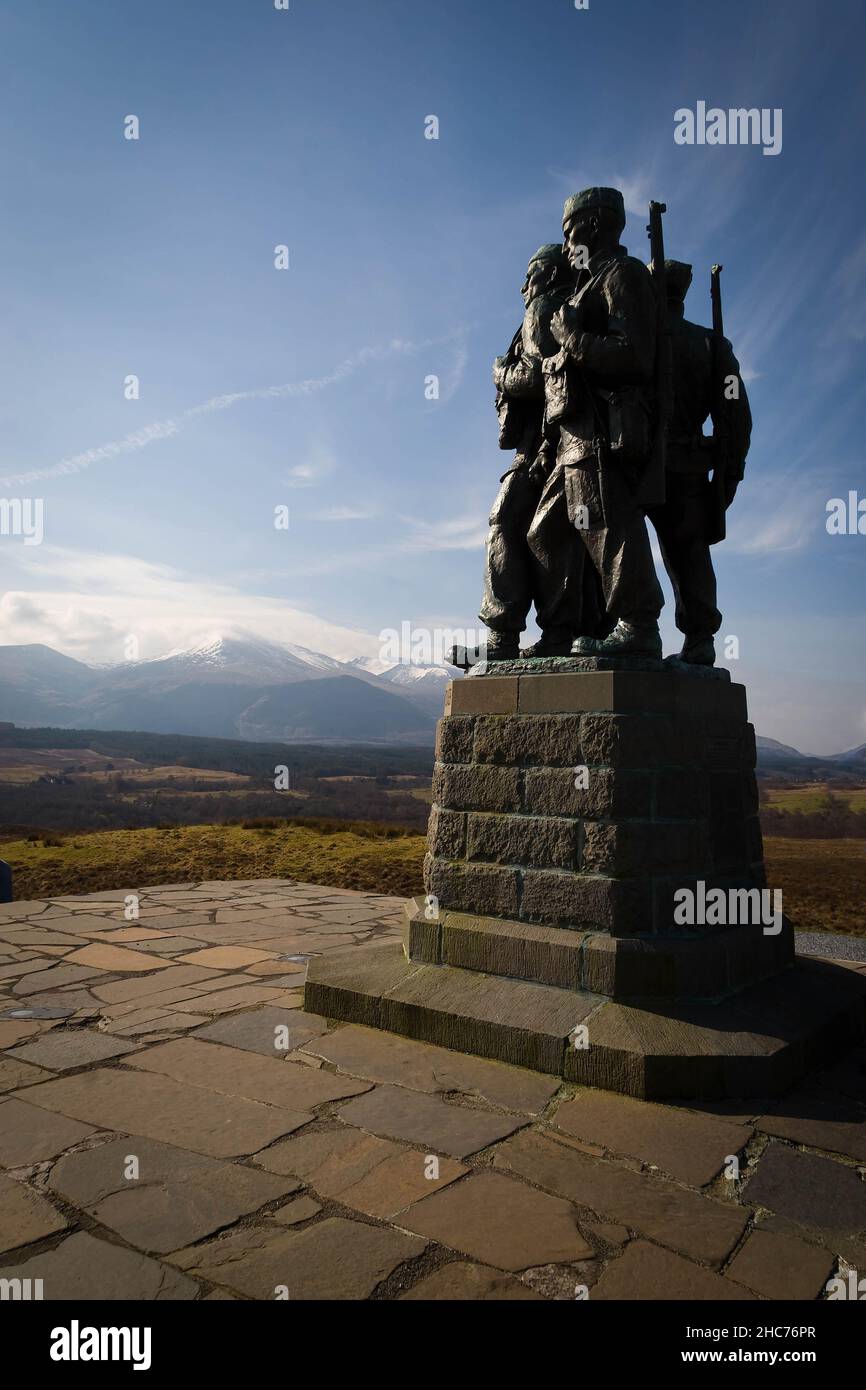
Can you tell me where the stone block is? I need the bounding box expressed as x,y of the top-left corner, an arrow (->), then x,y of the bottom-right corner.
653,768 -> 709,818
522,766 -> 652,819
435,716 -> 475,763
427,805 -> 466,859
579,713 -> 699,768
521,870 -> 652,935
745,815 -> 763,864
653,873 -> 767,935
441,913 -> 587,990
431,762 -> 520,813
710,814 -> 749,871
466,812 -> 581,872
402,898 -> 440,964
582,820 -> 709,877
516,671 -> 612,714
473,713 -> 582,766
709,769 -> 748,816
581,934 -> 679,998
424,856 -> 520,918
447,677 -> 518,715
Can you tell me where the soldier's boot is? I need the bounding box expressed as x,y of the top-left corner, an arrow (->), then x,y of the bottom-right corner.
520,626 -> 573,659
484,630 -> 521,662
571,620 -> 662,659
677,635 -> 716,666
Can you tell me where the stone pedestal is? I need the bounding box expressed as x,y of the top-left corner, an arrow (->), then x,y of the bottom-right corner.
305,661 -> 866,1099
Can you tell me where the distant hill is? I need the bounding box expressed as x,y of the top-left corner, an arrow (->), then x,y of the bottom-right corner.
0,636 -> 442,744
754,735 -> 866,778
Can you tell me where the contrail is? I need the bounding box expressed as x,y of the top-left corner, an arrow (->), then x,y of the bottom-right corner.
0,330 -> 468,487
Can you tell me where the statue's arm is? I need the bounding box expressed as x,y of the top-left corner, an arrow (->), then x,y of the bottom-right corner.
499,353 -> 543,397
552,261 -> 656,382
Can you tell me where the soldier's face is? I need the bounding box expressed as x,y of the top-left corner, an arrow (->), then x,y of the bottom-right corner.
521,259 -> 547,306
564,214 -> 595,269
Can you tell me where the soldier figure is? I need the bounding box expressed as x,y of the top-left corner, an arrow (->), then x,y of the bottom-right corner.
527,187 -> 665,658
479,243 -> 606,660
645,260 -> 752,665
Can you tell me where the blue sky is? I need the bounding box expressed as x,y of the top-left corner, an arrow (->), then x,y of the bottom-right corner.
0,0 -> 864,751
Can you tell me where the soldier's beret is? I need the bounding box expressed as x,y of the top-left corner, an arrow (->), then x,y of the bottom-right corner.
530,243 -> 566,263
563,187 -> 625,225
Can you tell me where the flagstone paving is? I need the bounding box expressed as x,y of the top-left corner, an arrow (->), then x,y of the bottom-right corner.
0,877 -> 864,1300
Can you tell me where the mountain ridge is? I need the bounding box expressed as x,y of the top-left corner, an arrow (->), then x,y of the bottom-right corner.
0,636 -> 444,743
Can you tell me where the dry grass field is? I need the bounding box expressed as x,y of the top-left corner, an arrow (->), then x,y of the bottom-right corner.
0,820 -> 427,901
0,824 -> 862,936
763,835 -> 866,936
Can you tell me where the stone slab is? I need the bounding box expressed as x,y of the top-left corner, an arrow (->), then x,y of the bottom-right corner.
591,1240 -> 753,1300
305,942 -> 598,1076
192,1005 -> 330,1057
0,1057 -> 49,1092
552,1089 -> 751,1186
251,1127 -> 465,1217
756,1086 -> 866,1163
125,1038 -> 371,1110
8,1029 -> 141,1072
301,1024 -> 559,1114
725,1228 -> 835,1300
336,1085 -> 526,1158
0,1229 -> 198,1299
743,1141 -> 866,1258
168,1215 -> 426,1300
14,1066 -> 305,1158
0,1171 -> 68,1253
0,1096 -> 97,1166
494,1128 -> 748,1267
401,1170 -> 594,1271
401,1262 -> 542,1300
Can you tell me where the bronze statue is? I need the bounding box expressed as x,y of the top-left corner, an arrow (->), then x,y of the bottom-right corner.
479,243 -> 607,661
527,187 -> 665,658
645,260 -> 751,665
461,187 -> 751,674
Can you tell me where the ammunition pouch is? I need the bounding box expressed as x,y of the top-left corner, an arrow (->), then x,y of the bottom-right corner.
600,386 -> 651,465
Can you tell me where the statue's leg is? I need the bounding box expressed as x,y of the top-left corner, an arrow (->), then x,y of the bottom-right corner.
649,473 -> 721,642
573,460 -> 663,631
479,464 -> 540,639
526,464 -> 583,643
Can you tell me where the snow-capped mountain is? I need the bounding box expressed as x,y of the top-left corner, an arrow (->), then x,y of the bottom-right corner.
108,633 -> 346,689
345,655 -> 452,711
0,634 -> 444,743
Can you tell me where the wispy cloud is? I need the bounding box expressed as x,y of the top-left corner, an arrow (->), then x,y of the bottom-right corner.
305,505 -> 377,522
0,329 -> 470,489
395,513 -> 487,553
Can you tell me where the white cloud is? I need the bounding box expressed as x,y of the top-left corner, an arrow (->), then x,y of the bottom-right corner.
0,546 -> 382,665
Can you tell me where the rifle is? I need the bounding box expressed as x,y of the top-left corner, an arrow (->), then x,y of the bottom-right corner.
640,201 -> 671,506
709,263 -> 728,543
